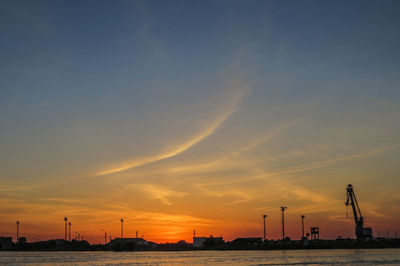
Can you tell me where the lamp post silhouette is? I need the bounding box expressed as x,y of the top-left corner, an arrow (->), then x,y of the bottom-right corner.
101,229 -> 107,245
281,207 -> 287,240
16,221 -> 19,242
64,217 -> 68,241
301,215 -> 305,239
120,218 -> 124,238
263,215 -> 267,240
68,222 -> 71,241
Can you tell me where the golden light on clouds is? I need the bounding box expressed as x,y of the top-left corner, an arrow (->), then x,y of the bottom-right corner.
96,78 -> 251,176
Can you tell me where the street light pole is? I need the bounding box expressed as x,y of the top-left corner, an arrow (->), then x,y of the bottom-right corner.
281,207 -> 287,240
263,215 -> 267,240
16,221 -> 19,242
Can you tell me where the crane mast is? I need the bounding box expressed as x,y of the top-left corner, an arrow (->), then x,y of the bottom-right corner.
345,184 -> 372,239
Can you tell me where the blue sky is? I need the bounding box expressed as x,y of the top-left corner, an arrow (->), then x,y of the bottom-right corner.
1,0 -> 400,242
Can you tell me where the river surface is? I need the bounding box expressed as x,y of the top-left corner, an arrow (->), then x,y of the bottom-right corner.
1,249 -> 400,265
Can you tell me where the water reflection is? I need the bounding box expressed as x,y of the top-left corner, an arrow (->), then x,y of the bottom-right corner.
1,249 -> 400,265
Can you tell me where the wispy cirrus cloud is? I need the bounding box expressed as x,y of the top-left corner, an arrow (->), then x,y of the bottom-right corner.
160,120 -> 303,176
96,78 -> 251,176
266,143 -> 400,177
141,184 -> 187,205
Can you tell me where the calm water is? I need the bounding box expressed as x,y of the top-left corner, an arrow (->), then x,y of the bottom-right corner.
1,249 -> 400,265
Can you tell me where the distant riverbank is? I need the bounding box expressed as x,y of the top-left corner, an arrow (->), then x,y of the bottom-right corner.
2,238 -> 400,252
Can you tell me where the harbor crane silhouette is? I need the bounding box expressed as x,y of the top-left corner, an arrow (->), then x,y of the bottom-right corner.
345,184 -> 372,239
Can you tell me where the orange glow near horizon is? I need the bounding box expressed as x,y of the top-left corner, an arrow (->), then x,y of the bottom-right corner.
1,179 -> 399,244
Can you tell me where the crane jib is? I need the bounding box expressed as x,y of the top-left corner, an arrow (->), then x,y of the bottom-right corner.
345,184 -> 373,239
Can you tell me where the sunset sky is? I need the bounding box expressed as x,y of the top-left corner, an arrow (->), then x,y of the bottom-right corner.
1,0 -> 400,244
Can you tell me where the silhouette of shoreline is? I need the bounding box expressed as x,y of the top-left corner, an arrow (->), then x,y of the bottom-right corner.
2,238 -> 400,252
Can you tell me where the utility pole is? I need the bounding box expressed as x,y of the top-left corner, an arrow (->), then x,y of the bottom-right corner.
193,229 -> 196,238
120,218 -> 124,238
101,229 -> 107,245
281,206 -> 287,240
263,215 -> 267,240
64,217 -> 68,241
301,215 -> 305,239
16,221 -> 19,242
68,222 -> 71,241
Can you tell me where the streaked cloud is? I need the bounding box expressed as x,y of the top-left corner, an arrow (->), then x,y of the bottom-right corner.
141,184 -> 187,205
266,143 -> 400,177
96,78 -> 251,176
161,120 -> 302,176
233,119 -> 305,156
